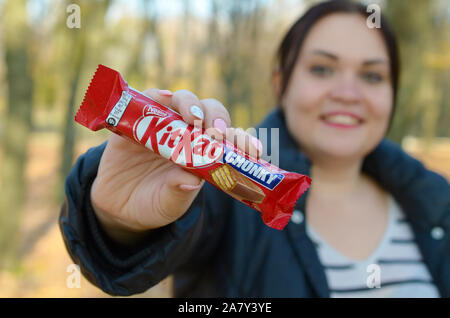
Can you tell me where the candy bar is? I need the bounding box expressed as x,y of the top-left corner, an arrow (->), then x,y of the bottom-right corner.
74,64 -> 312,230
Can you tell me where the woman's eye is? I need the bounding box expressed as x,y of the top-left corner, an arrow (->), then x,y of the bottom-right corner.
361,71 -> 384,83
309,65 -> 333,77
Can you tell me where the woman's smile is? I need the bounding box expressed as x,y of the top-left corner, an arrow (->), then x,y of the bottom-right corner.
320,111 -> 364,129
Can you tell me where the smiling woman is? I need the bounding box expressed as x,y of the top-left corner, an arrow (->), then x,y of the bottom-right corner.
59,0 -> 450,298
278,12 -> 393,160
270,1 -> 442,297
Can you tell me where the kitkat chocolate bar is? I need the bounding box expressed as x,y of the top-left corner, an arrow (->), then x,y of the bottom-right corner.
75,64 -> 311,230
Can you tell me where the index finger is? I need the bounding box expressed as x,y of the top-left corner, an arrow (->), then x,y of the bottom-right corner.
143,88 -> 205,127
142,88 -> 175,111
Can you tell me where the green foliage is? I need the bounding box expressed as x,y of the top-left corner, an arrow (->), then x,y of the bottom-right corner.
384,0 -> 450,142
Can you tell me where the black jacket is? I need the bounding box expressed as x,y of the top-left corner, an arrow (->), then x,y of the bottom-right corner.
59,108 -> 450,297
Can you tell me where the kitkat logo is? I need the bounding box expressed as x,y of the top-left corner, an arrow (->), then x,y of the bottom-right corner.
133,108 -> 223,168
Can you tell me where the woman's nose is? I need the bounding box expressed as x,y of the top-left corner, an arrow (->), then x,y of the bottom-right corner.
329,73 -> 362,104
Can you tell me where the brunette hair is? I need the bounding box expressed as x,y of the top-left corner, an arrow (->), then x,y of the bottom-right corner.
274,0 -> 400,129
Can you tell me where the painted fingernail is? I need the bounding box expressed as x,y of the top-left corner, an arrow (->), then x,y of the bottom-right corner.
252,137 -> 263,153
157,89 -> 173,96
179,181 -> 204,191
190,105 -> 204,120
213,118 -> 227,135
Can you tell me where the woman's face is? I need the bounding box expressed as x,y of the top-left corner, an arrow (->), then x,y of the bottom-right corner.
280,13 -> 393,163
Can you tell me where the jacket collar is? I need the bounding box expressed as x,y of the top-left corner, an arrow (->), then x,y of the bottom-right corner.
257,108 -> 326,297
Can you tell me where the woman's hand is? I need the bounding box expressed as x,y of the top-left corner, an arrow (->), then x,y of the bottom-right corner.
90,89 -> 262,244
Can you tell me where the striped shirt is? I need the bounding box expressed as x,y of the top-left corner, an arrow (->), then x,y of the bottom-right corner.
306,195 -> 440,298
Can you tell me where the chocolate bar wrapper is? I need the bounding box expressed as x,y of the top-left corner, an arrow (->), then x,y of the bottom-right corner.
75,64 -> 311,230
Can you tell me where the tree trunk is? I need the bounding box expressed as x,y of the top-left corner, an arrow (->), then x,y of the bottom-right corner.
58,30 -> 87,201
384,0 -> 434,144
57,0 -> 112,201
0,0 -> 33,270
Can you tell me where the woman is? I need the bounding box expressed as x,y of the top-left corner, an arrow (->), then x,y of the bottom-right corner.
59,0 -> 450,297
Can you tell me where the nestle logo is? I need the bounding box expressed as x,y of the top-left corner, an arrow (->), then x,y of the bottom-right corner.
143,104 -> 169,118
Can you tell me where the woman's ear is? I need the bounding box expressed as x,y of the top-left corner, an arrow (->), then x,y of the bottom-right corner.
271,68 -> 282,101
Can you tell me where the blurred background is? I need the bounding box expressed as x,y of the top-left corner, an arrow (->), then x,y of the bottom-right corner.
0,0 -> 448,297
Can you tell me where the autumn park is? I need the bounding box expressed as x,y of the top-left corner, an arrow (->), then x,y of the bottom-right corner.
0,0 -> 449,297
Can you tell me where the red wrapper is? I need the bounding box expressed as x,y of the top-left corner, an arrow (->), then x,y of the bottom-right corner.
75,64 -> 311,230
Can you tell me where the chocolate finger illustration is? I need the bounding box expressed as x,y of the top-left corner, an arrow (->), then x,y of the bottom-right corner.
210,164 -> 265,203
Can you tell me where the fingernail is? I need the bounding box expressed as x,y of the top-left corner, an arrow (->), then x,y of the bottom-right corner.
179,182 -> 203,191
157,89 -> 173,96
252,137 -> 263,153
213,118 -> 227,135
190,105 -> 204,120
